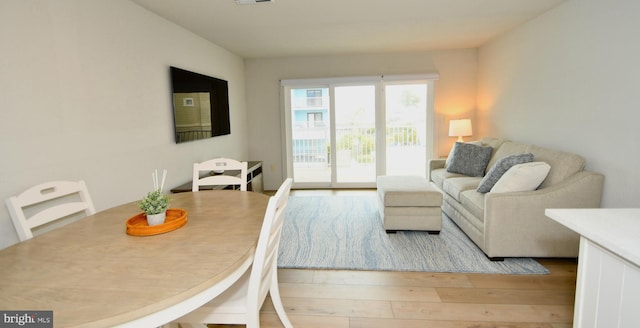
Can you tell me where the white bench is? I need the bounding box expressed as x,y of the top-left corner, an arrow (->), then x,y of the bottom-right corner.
376,175 -> 443,234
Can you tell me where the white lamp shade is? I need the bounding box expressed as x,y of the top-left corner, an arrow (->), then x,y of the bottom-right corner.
449,119 -> 472,142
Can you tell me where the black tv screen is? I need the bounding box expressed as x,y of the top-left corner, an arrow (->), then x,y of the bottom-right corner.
169,66 -> 231,143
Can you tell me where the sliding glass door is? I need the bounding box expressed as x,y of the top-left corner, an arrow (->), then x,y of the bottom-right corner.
283,75 -> 435,189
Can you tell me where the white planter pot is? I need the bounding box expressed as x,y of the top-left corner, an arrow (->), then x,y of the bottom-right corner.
146,212 -> 166,226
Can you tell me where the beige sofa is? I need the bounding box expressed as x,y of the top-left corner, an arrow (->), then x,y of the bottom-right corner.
428,138 -> 604,259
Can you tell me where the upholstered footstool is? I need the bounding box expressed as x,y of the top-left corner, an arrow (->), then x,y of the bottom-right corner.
376,175 -> 443,234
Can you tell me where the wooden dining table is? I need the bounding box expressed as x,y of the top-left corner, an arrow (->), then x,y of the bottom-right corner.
0,190 -> 270,327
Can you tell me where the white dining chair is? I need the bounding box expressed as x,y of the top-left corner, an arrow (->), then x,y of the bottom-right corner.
175,178 -> 294,328
6,180 -> 96,241
192,157 -> 248,192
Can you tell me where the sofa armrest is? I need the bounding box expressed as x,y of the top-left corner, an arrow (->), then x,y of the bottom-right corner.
428,159 -> 446,182
483,171 -> 604,257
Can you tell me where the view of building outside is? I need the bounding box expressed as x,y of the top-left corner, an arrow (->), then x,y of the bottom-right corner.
290,88 -> 331,182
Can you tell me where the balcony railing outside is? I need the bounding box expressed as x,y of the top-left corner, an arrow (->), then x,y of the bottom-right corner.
292,125 -> 424,172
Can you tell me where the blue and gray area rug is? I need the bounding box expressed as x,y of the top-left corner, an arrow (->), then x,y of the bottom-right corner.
278,195 -> 549,274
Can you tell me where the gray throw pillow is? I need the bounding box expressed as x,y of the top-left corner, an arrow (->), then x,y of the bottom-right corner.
477,153 -> 534,193
446,142 -> 493,177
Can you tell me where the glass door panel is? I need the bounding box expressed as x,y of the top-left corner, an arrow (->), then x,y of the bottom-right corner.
334,85 -> 377,184
290,87 -> 330,184
385,83 -> 427,177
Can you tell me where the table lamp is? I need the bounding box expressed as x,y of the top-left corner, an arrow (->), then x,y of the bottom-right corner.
449,119 -> 472,142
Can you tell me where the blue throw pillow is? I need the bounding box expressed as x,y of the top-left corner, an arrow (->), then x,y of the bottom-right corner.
477,153 -> 534,193
446,142 -> 493,177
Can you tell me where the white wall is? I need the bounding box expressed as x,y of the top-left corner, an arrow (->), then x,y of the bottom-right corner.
477,0 -> 640,208
0,0 -> 249,249
245,50 -> 478,190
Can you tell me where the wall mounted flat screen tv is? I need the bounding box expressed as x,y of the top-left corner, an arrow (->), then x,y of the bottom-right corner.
169,66 -> 231,143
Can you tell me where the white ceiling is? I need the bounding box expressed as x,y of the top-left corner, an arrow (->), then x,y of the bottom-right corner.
131,0 -> 566,59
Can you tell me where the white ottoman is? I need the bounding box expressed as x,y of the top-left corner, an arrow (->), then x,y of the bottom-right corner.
376,175 -> 443,234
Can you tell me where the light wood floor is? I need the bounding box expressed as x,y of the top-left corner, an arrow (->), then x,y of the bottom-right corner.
214,189 -> 578,328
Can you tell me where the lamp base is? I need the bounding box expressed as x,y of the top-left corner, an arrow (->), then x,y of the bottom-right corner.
457,136 -> 464,142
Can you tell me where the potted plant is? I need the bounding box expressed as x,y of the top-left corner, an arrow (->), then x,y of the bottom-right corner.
138,189 -> 170,226
138,169 -> 170,226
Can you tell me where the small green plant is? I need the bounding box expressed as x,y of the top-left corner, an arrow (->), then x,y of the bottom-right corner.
138,189 -> 170,215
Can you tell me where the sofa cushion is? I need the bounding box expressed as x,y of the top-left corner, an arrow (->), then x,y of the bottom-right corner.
490,162 -> 551,193
477,153 -> 534,193
430,168 -> 466,189
443,177 -> 482,201
445,140 -> 481,168
480,137 -> 509,160
526,144 -> 585,188
485,141 -> 529,172
445,138 -> 507,168
446,142 -> 493,177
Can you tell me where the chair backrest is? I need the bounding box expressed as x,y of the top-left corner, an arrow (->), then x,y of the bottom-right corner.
246,178 -> 293,313
6,180 -> 96,241
192,158 -> 248,192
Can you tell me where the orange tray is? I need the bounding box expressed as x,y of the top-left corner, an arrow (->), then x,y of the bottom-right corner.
126,208 -> 188,236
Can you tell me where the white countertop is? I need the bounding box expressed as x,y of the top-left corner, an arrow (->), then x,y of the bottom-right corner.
545,208 -> 640,267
